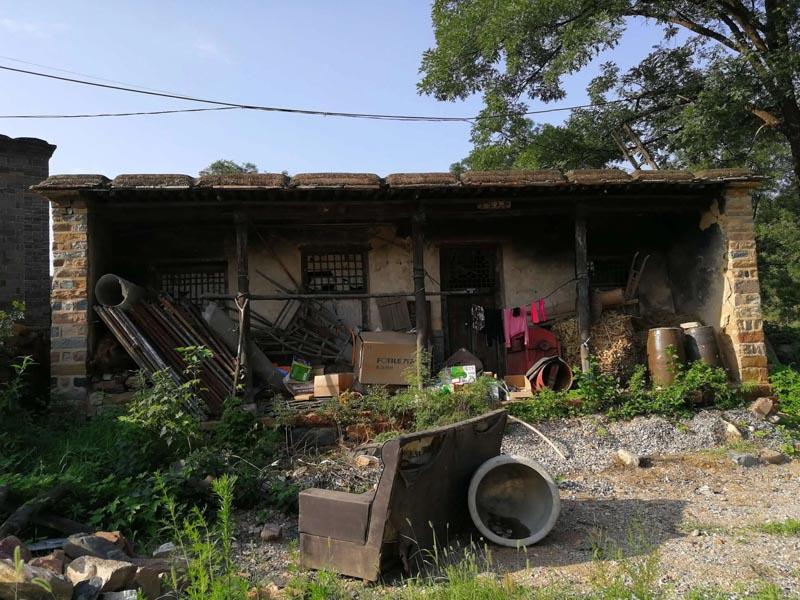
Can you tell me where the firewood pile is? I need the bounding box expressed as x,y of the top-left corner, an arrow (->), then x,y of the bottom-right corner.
552,310 -> 640,381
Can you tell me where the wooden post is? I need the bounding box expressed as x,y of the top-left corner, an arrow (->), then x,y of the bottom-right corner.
575,211 -> 591,373
412,207 -> 428,374
235,212 -> 253,397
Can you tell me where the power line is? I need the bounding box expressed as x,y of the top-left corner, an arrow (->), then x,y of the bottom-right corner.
0,62 -> 634,122
0,107 -> 239,119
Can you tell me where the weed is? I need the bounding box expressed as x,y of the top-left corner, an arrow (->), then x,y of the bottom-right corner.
753,518 -> 800,536
120,346 -> 212,451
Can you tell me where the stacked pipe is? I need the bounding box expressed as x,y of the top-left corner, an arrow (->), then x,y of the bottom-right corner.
94,274 -> 236,415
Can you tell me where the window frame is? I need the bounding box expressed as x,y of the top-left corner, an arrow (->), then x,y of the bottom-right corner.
301,245 -> 369,295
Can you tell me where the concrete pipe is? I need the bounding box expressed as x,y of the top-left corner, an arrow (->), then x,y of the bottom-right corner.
95,274 -> 146,310
468,455 -> 560,547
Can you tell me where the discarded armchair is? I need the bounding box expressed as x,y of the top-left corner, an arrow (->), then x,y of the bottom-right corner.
298,409 -> 508,581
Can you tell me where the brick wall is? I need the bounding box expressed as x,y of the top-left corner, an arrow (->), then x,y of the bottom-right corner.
718,183 -> 769,385
0,135 -> 56,328
50,198 -> 90,400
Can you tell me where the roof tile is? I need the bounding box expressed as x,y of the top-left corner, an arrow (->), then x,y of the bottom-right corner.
112,174 -> 195,189
290,173 -> 381,189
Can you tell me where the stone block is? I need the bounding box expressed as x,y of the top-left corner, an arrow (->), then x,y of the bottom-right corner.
739,355 -> 768,368
740,367 -> 769,382
737,330 -> 765,344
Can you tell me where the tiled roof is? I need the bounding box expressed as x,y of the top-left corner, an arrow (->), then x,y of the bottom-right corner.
32,168 -> 761,192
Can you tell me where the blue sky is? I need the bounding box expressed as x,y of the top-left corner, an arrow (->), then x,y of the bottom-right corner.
0,2 -> 670,176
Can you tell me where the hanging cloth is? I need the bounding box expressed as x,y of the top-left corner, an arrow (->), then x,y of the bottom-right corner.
483,308 -> 504,347
530,299 -> 548,324
503,307 -> 529,348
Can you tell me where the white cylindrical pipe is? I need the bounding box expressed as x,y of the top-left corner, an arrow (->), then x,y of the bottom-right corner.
468,455 -> 560,547
95,274 -> 146,310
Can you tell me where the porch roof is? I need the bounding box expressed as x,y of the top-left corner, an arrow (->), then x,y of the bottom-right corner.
33,168 -> 759,195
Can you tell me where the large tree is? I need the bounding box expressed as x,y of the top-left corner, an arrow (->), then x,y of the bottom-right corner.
419,1 -> 800,181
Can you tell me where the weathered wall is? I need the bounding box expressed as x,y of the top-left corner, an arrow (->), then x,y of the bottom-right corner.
50,197 -> 90,401
0,135 -> 55,328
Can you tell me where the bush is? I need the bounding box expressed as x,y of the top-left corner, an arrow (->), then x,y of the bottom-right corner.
770,367 -> 800,424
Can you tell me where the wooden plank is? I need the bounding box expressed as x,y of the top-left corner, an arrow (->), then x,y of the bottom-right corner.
412,207 -> 428,361
235,213 -> 253,398
575,212 -> 591,373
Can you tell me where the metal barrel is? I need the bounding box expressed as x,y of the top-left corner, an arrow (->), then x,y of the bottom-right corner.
682,324 -> 722,368
647,327 -> 686,385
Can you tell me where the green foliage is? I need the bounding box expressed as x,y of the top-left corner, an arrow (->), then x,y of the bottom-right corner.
120,346 -> 212,451
0,355 -> 33,415
770,367 -> 800,423
509,359 -> 741,423
159,474 -> 250,600
0,299 -> 24,352
199,159 -> 258,176
753,518 -> 800,536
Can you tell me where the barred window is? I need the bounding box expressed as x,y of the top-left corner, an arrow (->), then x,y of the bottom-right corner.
302,248 -> 367,294
158,262 -> 227,303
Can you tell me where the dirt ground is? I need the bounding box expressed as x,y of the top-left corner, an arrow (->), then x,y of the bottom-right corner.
234,440 -> 800,597
496,451 -> 800,597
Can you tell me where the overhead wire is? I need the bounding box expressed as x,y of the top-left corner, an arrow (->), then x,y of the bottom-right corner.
0,107 -> 240,119
0,62 -> 638,122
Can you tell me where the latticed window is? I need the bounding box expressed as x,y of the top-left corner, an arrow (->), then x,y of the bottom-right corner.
158,262 -> 227,303
589,255 -> 629,289
302,248 -> 367,294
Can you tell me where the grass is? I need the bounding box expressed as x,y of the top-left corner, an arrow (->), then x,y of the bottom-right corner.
753,518 -> 800,536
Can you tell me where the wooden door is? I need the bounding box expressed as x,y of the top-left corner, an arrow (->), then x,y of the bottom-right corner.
440,245 -> 501,374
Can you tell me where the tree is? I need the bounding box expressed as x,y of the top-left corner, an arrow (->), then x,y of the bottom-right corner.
200,159 -> 258,176
419,1 -> 800,182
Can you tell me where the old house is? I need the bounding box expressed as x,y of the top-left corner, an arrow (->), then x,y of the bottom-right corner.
32,169 -> 767,411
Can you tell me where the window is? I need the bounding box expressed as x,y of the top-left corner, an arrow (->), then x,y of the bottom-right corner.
158,261 -> 227,303
302,248 -> 367,294
589,255 -> 629,289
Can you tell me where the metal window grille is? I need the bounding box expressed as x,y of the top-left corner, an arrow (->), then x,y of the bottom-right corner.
589,256 -> 629,289
303,249 -> 367,294
441,247 -> 495,290
159,263 -> 227,303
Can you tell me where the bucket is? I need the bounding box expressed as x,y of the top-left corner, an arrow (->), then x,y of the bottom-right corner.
468,455 -> 560,547
682,325 -> 722,368
646,327 -> 685,385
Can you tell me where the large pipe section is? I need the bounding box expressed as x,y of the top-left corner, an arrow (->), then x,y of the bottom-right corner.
95,274 -> 146,310
468,455 -> 560,547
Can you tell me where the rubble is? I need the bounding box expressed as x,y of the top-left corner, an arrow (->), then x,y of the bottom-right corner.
0,558 -> 73,600
66,556 -> 138,592
0,535 -> 30,561
749,397 -> 777,419
616,448 -> 643,467
730,453 -> 760,468
759,449 -> 789,465
260,524 -> 283,542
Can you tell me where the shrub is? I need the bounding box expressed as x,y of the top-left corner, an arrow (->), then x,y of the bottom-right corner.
120,345 -> 212,451
770,367 -> 800,424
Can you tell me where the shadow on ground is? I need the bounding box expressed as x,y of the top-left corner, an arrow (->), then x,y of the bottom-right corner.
486,497 -> 687,571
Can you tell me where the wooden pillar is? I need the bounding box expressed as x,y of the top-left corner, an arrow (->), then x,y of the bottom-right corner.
412,207 -> 428,359
234,212 -> 253,397
575,211 -> 591,373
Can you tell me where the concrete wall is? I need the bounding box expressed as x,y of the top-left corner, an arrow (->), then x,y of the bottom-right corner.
0,135 -> 55,328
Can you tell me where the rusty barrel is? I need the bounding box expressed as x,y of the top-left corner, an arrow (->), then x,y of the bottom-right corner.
682,324 -> 722,368
647,327 -> 686,386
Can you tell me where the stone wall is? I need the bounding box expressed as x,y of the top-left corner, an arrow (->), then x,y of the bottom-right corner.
717,183 -> 769,384
50,198 -> 90,401
0,135 -> 55,328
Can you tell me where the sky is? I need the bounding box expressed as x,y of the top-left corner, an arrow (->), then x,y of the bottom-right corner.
0,2 -> 672,177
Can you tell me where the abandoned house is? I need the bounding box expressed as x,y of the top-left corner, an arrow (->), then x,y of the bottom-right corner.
31,168 -> 768,413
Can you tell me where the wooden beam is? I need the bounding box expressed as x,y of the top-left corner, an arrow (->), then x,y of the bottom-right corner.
412,206 -> 428,366
575,211 -> 591,373
234,212 -> 253,398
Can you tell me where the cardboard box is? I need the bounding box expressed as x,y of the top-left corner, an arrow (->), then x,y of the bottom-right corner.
504,375 -> 533,399
354,331 -> 417,385
314,373 -> 355,398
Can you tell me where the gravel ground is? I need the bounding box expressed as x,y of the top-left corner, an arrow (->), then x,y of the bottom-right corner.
232,410 -> 799,597
502,408 -> 789,475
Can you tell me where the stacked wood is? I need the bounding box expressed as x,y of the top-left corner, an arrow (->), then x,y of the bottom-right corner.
552,310 -> 640,381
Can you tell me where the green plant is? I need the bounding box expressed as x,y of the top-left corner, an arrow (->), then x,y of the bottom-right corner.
120,346 -> 212,451
771,367 -> 800,424
0,355 -> 33,415
753,518 -> 800,536
159,473 -> 249,600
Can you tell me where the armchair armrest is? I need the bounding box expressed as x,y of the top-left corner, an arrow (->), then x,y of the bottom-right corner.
299,488 -> 375,545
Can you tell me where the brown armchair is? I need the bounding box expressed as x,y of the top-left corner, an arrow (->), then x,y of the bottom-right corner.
299,409 -> 507,581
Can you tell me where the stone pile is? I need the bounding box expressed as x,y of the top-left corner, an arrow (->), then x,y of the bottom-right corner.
0,530 -> 180,600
